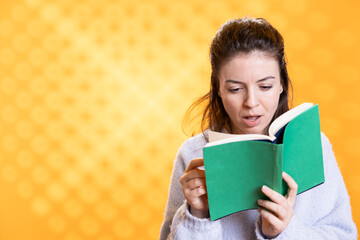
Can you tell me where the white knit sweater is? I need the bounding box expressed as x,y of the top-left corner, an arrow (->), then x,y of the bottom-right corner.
160,132 -> 357,239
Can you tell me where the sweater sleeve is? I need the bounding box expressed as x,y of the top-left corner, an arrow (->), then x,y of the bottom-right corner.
255,133 -> 358,240
159,139 -> 222,240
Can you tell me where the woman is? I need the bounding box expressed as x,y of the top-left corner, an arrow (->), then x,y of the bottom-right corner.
160,17 -> 357,239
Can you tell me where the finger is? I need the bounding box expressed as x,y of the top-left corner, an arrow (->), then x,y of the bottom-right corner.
261,185 -> 288,207
183,177 -> 206,191
179,169 -> 206,185
258,207 -> 283,231
185,158 -> 204,173
283,171 -> 298,207
192,185 -> 207,197
257,199 -> 287,220
184,185 -> 207,200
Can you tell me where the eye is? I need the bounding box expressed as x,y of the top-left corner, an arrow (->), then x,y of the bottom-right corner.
228,87 -> 242,93
260,85 -> 273,90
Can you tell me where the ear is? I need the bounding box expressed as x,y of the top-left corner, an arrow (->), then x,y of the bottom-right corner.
279,85 -> 283,94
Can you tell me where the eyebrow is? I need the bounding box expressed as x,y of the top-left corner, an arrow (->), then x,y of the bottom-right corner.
225,76 -> 276,84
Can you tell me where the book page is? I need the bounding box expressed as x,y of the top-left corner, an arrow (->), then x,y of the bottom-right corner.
206,131 -> 272,147
268,103 -> 313,138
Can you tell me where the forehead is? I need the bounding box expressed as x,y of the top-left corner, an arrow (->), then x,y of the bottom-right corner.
219,51 -> 280,79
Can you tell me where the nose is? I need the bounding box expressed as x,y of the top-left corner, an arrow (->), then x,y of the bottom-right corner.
244,88 -> 259,108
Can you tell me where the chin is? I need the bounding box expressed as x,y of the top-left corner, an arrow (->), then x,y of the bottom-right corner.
243,127 -> 265,135
233,124 -> 265,135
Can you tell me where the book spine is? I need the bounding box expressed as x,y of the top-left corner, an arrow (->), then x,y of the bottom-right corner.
273,144 -> 284,194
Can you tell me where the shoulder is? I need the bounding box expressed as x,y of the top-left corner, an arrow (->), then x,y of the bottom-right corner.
180,131 -> 208,151
320,132 -> 331,147
320,132 -> 340,174
320,132 -> 334,157
176,131 -> 208,167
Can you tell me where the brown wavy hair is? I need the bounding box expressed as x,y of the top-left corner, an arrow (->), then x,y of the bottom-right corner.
183,17 -> 293,136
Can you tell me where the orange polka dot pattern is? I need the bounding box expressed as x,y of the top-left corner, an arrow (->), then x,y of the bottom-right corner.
0,0 -> 359,239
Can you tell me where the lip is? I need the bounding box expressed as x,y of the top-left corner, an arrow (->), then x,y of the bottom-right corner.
242,115 -> 262,127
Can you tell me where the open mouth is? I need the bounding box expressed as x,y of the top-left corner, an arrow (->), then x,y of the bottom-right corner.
242,115 -> 262,127
244,116 -> 261,121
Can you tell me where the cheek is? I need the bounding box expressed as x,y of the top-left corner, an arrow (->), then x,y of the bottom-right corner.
264,93 -> 281,114
221,98 -> 236,117
222,96 -> 238,111
221,98 -> 230,112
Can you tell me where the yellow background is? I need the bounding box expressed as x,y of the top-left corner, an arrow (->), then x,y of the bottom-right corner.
0,0 -> 359,239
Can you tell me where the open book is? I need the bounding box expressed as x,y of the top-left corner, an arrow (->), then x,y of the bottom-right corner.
203,103 -> 325,221
206,102 -> 314,145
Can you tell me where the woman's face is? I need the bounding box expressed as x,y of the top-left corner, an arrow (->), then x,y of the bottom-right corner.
218,51 -> 283,135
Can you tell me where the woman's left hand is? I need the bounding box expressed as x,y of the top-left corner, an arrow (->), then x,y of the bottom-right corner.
257,171 -> 298,238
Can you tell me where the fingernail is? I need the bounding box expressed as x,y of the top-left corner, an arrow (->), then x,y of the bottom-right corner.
262,185 -> 270,192
257,199 -> 263,205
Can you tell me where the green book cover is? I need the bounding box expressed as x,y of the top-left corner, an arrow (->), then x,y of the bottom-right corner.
203,104 -> 324,221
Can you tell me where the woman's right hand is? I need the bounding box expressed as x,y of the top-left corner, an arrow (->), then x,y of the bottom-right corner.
179,158 -> 209,218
